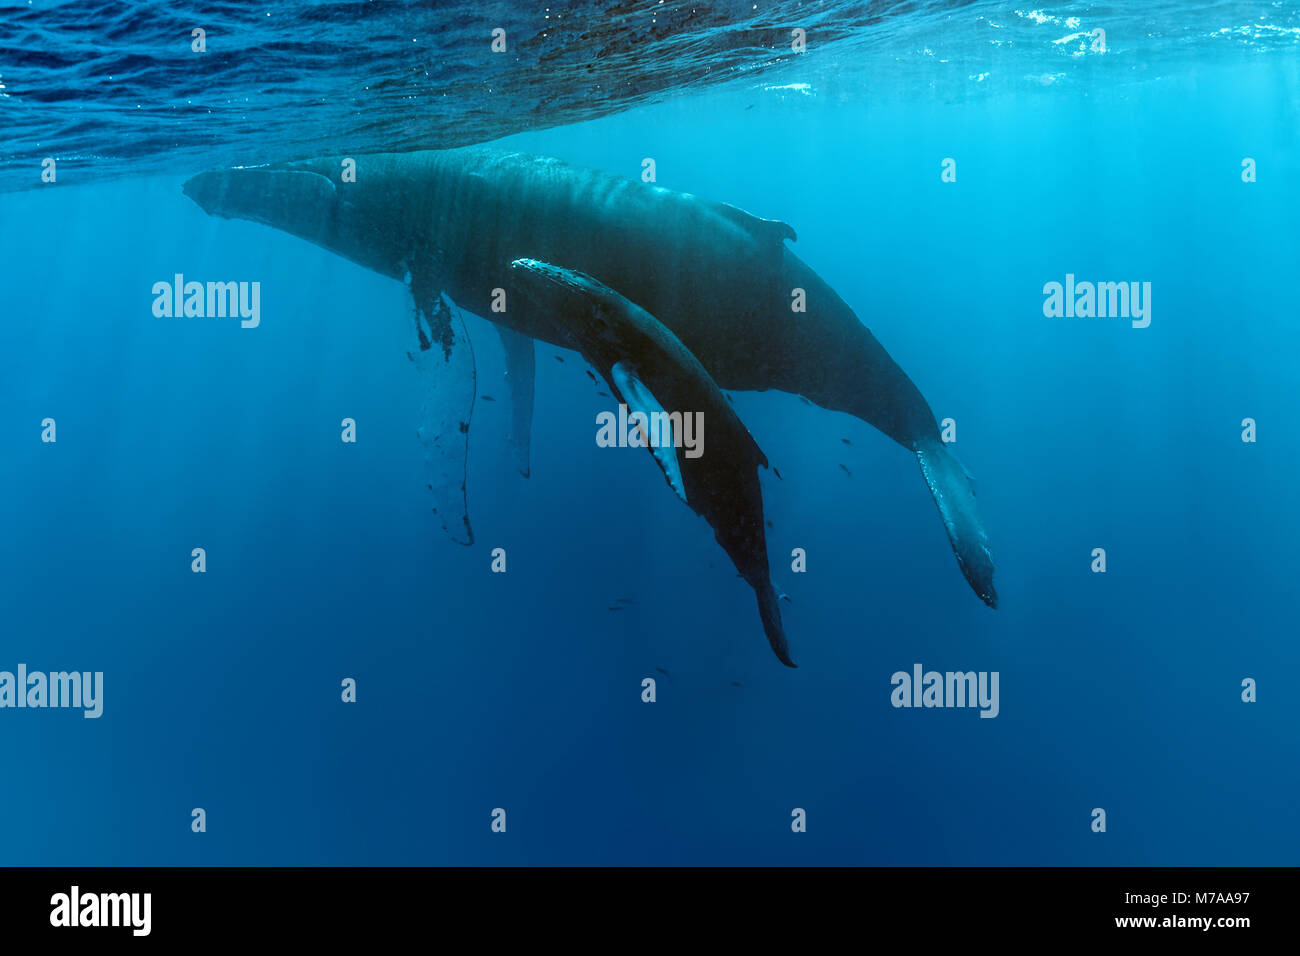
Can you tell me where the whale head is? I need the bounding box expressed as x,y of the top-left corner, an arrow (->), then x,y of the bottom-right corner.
183,160 -> 404,278
508,258 -> 601,300
508,258 -> 647,356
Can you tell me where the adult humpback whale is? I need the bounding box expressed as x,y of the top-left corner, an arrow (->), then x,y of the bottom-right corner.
182,146 -> 997,609
510,258 -> 793,666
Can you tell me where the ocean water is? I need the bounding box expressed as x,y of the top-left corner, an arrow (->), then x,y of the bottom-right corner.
1,1 -> 1298,865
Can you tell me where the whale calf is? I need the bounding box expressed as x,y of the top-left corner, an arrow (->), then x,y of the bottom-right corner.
510,258 -> 793,666
182,146 -> 997,610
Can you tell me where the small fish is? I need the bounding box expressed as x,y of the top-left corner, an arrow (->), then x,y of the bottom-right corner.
798,396 -> 813,406
765,520 -> 773,528
554,355 -> 565,363
730,681 -> 744,688
655,666 -> 671,678
773,467 -> 783,480
841,437 -> 851,445
597,390 -> 610,398
839,463 -> 852,476
585,369 -> 598,382
481,394 -> 496,402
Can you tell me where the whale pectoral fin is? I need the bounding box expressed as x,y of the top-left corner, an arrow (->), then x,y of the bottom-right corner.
755,580 -> 796,668
411,290 -> 476,546
610,360 -> 688,506
492,325 -> 535,478
915,437 -> 996,608
710,200 -> 797,244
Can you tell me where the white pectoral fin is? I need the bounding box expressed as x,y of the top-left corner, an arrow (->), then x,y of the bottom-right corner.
412,293 -> 476,546
493,324 -> 535,478
915,436 -> 996,608
611,360 -> 687,506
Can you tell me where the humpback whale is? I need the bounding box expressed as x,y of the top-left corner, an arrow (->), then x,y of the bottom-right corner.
182,146 -> 997,610
510,258 -> 793,666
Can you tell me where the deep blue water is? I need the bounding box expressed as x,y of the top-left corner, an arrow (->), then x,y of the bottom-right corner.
1,2 -> 1298,864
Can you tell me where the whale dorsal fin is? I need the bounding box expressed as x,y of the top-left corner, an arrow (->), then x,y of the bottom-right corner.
611,360 -> 688,506
709,201 -> 797,245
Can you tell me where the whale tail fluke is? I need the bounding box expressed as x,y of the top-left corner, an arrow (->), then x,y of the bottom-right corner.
914,437 -> 998,609
755,582 -> 796,668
